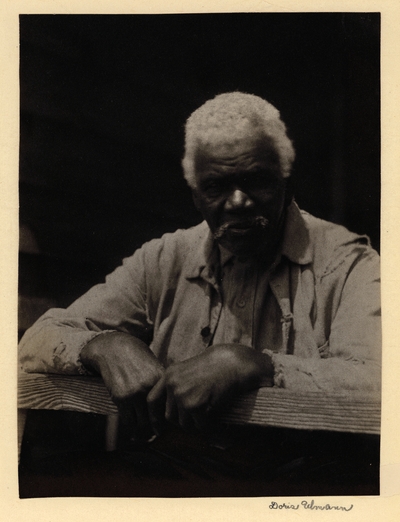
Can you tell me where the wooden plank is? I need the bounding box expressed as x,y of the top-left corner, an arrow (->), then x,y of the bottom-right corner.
18,372 -> 118,415
18,372 -> 381,434
223,391 -> 381,434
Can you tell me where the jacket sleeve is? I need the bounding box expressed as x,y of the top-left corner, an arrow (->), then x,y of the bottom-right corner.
271,247 -> 381,394
19,245 -> 154,375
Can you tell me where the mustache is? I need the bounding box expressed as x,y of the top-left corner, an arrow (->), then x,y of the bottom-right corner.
213,216 -> 270,240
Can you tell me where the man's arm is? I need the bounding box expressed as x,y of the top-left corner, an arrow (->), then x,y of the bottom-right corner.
18,244 -> 166,436
19,246 -> 152,375
271,248 -> 381,393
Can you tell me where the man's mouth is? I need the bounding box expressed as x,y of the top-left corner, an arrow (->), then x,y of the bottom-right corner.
213,216 -> 269,239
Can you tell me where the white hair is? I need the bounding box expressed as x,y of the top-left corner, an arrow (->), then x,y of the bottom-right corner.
182,92 -> 295,188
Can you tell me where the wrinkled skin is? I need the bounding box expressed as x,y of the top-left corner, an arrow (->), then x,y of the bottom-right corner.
81,128 -> 285,436
147,344 -> 274,432
191,129 -> 288,258
80,332 -> 165,439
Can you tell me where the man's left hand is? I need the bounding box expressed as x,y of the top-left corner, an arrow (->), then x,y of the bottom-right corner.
147,343 -> 274,431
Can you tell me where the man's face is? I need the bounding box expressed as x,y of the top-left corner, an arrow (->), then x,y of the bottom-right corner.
192,128 -> 287,257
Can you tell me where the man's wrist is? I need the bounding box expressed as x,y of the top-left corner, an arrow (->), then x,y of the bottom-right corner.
209,343 -> 274,388
80,331 -> 122,373
256,351 -> 275,387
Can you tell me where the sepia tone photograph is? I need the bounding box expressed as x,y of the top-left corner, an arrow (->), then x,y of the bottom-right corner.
17,13 -> 381,498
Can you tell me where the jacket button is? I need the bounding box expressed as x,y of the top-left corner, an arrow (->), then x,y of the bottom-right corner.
237,299 -> 246,308
201,326 -> 211,337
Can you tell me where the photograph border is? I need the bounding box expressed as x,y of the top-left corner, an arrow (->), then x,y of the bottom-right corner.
1,0 -> 400,520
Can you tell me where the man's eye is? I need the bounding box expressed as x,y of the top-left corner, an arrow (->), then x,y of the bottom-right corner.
204,181 -> 224,195
244,177 -> 275,192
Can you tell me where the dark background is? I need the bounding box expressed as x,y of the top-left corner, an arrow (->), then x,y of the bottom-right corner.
19,13 -> 380,306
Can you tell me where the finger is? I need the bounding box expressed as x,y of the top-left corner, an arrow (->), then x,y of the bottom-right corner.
132,394 -> 154,441
177,407 -> 197,432
171,394 -> 203,432
165,387 -> 179,425
147,375 -> 167,434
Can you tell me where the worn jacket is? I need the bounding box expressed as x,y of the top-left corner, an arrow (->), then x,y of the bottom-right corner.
19,202 -> 381,393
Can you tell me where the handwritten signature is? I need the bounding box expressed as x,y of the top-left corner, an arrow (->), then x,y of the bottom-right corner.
269,500 -> 353,511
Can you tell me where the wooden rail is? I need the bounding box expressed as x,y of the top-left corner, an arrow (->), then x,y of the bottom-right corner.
18,372 -> 381,435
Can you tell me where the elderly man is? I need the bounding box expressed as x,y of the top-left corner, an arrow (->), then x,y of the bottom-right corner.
19,92 -> 381,438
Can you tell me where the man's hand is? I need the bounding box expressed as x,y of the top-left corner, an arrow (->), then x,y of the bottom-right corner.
147,343 -> 274,431
80,332 -> 164,439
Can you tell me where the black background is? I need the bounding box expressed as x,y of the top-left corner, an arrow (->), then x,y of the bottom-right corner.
19,13 -> 380,304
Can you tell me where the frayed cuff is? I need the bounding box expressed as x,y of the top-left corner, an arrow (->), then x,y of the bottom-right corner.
270,353 -> 323,392
53,330 -> 117,375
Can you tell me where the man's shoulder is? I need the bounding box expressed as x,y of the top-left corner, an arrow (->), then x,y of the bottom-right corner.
299,209 -> 369,245
144,221 -> 209,249
287,204 -> 378,277
139,221 -> 210,270
300,209 -> 370,248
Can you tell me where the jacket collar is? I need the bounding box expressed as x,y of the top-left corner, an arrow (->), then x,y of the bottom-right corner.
281,200 -> 313,265
184,200 -> 313,281
183,222 -> 219,283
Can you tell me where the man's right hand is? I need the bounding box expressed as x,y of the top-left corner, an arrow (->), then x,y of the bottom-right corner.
80,331 -> 165,439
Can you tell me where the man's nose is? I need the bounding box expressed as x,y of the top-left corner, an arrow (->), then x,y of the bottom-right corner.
224,189 -> 255,212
